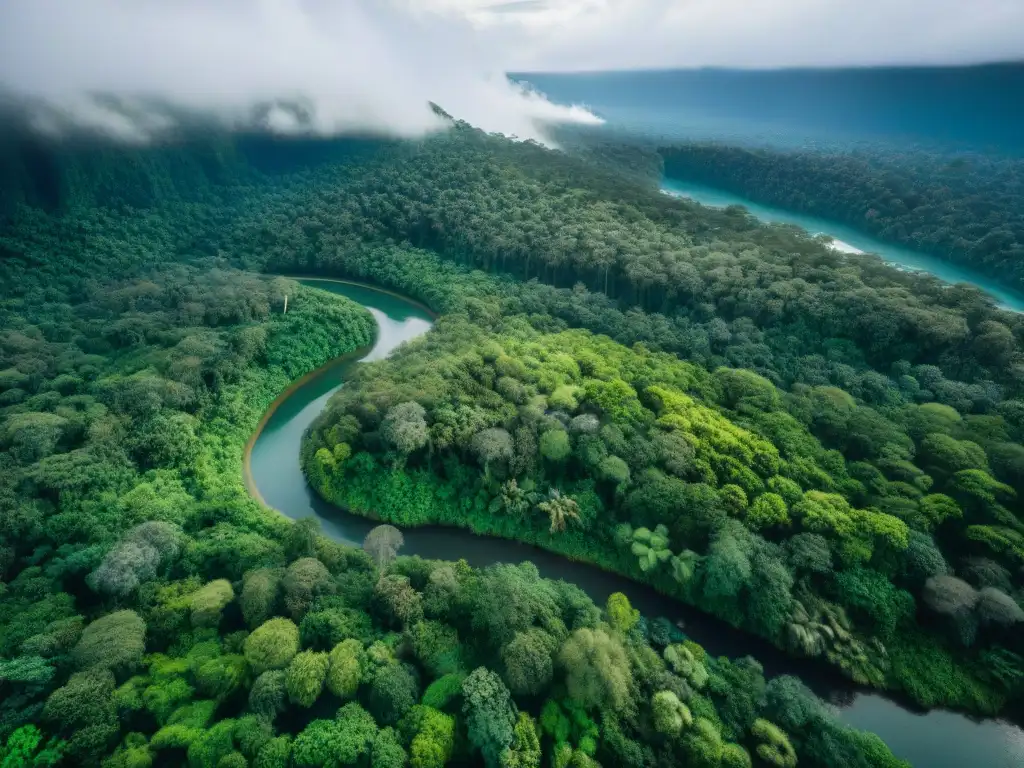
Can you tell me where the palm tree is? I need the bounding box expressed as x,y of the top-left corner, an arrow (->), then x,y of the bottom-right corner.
489,478 -> 538,519
538,489 -> 581,534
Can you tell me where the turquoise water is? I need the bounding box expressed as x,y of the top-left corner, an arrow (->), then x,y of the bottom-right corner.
519,66 -> 1024,310
520,65 -> 1024,155
662,178 -> 1024,312
248,279 -> 1024,768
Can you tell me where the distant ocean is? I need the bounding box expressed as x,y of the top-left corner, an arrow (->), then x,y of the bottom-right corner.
516,63 -> 1024,155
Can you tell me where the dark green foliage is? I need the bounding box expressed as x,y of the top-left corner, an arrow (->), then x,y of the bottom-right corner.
240,569 -> 283,629
302,230 -> 1024,714
461,668 -> 517,768
706,657 -> 766,739
0,125 -> 963,767
661,144 -> 1024,294
368,663 -> 420,726
248,671 -> 287,721
301,607 -> 373,650
831,569 -> 915,641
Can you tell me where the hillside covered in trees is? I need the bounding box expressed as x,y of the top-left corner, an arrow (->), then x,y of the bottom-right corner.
660,144 -> 1024,291
1,119 -> 1023,766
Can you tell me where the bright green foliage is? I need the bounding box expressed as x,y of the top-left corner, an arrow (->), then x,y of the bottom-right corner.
408,706 -> 455,768
548,386 -> 580,412
190,580 -> 235,629
234,715 -> 274,759
372,727 -> 407,768
327,639 -> 365,698
664,644 -> 709,690
421,673 -> 466,711
0,123 -> 989,767
623,525 -> 672,573
254,736 -> 292,768
539,430 -> 571,464
187,718 -> 237,768
598,456 -> 631,486
410,621 -> 462,677
751,719 -> 797,768
374,575 -> 425,628
538,699 -> 599,754
0,725 -> 64,768
150,699 -> 216,750
244,619 -> 300,674
491,479 -> 539,518
833,568 -> 915,641
706,656 -> 766,739
915,494 -> 963,532
715,367 -> 782,412
285,651 -> 329,707
462,668 -> 517,767
747,493 -> 790,531
651,690 -> 693,735
503,713 -> 542,768
720,485 -> 749,516
681,718 -> 725,768
292,703 -> 378,768
537,489 -> 582,534
605,593 -> 640,634
195,654 -> 248,701
104,741 -> 153,768
559,628 -> 632,711
721,743 -> 753,768
539,700 -> 571,745
301,607 -> 373,650
217,752 -> 247,768
301,259 -> 1024,718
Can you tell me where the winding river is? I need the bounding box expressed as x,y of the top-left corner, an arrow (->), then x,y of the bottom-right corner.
246,278 -> 1024,767
661,178 -> 1024,313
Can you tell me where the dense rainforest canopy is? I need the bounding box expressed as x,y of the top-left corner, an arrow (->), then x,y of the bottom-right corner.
660,143 -> 1024,291
0,118 -> 1023,767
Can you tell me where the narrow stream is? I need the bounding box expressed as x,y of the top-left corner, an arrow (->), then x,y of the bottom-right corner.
247,278 -> 1024,767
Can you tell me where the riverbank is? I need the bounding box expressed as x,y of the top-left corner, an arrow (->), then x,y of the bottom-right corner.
661,178 -> 1024,313
244,278 -> 1024,768
240,276 -> 440,508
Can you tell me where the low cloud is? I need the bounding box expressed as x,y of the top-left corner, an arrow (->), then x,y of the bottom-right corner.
0,0 -> 600,142
454,0 -> 1024,71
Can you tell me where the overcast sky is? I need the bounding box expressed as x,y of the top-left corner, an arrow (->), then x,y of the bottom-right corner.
439,0 -> 1024,71
0,0 -> 1019,142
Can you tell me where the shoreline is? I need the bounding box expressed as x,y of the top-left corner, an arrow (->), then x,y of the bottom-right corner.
242,275 -> 438,513
660,178 -> 1024,313
240,275 -> 1024,766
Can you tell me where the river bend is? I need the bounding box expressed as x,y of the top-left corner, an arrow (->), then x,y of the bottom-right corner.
246,278 -> 1024,767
